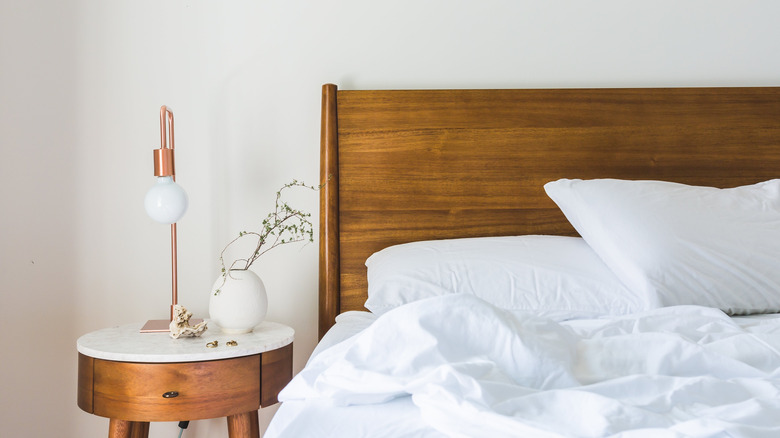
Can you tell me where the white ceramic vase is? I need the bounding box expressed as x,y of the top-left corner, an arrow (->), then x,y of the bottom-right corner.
209,269 -> 268,334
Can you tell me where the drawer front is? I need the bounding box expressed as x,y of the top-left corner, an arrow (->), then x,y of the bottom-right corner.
93,355 -> 260,421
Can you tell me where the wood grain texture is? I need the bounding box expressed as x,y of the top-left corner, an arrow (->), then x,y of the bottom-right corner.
79,345 -> 292,436
319,85 -> 780,333
107,419 -> 149,438
227,410 -> 260,438
92,355 -> 260,422
260,343 -> 293,407
77,353 -> 94,413
320,83 -> 340,339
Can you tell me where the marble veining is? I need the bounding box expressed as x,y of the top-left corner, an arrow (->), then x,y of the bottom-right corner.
77,321 -> 294,363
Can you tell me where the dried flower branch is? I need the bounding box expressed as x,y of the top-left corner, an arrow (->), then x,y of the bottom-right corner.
214,179 -> 322,295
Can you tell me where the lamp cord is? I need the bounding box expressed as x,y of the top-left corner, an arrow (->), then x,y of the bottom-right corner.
177,420 -> 189,437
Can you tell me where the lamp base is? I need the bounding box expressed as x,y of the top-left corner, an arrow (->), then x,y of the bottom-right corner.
140,319 -> 172,333
140,318 -> 204,333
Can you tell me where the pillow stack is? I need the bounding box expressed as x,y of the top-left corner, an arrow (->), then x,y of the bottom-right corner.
364,178 -> 780,318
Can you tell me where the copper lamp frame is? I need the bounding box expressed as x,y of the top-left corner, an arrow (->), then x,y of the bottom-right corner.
140,106 -> 185,333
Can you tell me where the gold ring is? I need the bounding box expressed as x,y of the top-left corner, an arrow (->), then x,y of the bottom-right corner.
226,340 -> 238,347
206,340 -> 218,348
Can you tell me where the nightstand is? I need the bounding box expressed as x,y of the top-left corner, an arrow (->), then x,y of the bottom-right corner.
77,321 -> 294,438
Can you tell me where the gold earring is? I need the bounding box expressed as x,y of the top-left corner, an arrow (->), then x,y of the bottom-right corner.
226,340 -> 238,347
206,340 -> 218,348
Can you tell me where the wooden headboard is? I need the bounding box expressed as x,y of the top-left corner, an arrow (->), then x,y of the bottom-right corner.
318,83 -> 780,338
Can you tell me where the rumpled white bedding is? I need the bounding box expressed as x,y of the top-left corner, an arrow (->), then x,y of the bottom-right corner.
272,295 -> 780,437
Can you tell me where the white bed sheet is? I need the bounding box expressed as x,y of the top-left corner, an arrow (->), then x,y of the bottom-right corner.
266,296 -> 780,438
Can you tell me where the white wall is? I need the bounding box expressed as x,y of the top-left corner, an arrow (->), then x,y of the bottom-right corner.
1,1 -> 779,436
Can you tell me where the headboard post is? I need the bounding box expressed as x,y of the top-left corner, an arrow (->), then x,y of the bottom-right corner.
319,83 -> 340,339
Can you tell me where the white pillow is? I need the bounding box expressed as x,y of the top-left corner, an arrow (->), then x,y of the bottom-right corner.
544,178 -> 780,315
364,235 -> 653,320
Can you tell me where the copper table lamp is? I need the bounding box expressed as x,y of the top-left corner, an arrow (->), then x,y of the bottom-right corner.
141,106 -> 189,333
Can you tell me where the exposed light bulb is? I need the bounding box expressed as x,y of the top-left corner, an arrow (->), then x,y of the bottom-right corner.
144,176 -> 188,224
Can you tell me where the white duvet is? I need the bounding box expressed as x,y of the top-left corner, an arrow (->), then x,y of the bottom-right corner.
279,295 -> 780,437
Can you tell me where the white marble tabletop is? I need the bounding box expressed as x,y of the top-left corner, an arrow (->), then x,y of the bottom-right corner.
77,321 -> 294,363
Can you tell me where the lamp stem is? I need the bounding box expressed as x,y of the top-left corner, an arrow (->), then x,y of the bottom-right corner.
171,222 -> 178,321
162,105 -> 178,321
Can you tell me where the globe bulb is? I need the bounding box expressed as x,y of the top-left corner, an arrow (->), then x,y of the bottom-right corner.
144,176 -> 188,224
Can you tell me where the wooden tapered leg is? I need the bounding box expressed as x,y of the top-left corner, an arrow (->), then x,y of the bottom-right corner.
226,411 -> 259,438
108,419 -> 149,438
108,419 -> 131,438
130,422 -> 150,438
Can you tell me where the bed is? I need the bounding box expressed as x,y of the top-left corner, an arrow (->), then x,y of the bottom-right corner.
266,85 -> 780,437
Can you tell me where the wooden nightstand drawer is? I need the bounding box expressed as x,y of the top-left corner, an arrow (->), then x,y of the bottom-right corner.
91,355 -> 261,422
77,321 -> 294,437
